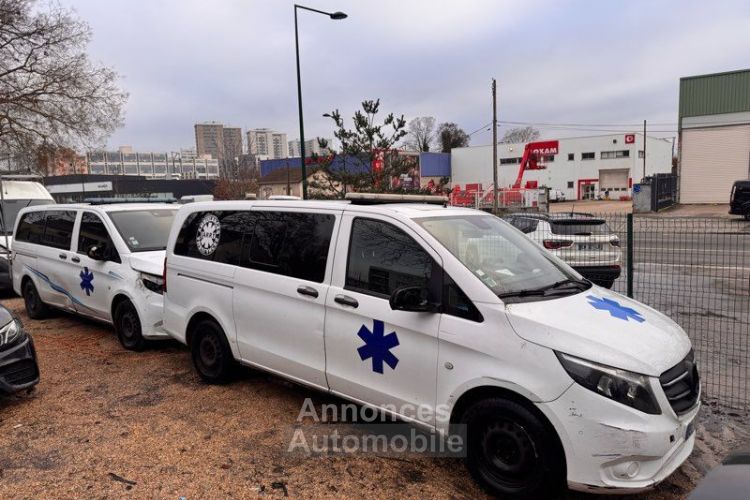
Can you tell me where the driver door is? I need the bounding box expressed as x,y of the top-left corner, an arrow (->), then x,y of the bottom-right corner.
324,214 -> 442,426
68,211 -> 121,320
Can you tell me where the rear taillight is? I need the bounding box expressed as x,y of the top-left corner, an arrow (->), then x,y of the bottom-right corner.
543,239 -> 573,250
162,257 -> 167,294
610,238 -> 620,247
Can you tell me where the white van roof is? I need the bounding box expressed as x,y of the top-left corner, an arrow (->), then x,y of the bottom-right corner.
1,180 -> 54,201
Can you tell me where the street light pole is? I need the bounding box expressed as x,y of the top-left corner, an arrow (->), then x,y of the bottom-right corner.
294,4 -> 347,200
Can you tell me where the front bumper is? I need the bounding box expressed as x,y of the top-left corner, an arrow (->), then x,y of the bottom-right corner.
0,334 -> 40,393
537,382 -> 698,492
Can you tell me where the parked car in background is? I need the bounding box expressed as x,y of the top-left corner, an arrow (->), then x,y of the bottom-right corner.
0,179 -> 55,292
504,212 -> 621,288
0,303 -> 40,395
729,180 -> 750,220
548,188 -> 566,202
163,197 -> 698,498
12,203 -> 177,351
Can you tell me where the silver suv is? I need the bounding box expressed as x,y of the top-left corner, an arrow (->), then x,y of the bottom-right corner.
504,212 -> 621,288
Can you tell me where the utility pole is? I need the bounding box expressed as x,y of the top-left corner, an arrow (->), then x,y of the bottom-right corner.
642,119 -> 647,181
492,79 -> 498,214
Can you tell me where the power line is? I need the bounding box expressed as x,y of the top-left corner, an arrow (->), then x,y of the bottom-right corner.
468,122 -> 493,136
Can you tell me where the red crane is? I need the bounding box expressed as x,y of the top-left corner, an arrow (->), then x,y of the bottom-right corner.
511,140 -> 560,189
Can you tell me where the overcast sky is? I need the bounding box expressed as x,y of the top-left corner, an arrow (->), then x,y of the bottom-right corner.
64,0 -> 750,152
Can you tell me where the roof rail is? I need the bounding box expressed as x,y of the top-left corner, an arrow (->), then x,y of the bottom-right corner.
84,197 -> 177,205
345,192 -> 448,205
0,174 -> 44,181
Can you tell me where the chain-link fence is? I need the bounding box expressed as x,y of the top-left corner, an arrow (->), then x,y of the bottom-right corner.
506,212 -> 750,411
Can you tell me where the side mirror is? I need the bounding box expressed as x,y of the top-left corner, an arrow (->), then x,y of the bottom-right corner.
389,286 -> 437,312
87,245 -> 104,261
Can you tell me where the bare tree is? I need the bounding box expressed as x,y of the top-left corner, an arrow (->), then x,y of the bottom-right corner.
404,116 -> 435,152
501,126 -> 540,144
436,122 -> 470,152
0,0 -> 128,172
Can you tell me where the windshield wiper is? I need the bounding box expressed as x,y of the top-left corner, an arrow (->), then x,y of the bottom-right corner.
497,278 -> 590,299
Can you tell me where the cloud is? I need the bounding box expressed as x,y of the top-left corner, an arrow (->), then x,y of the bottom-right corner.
63,0 -> 750,151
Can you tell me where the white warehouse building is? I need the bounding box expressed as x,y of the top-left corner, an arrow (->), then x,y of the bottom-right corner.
451,133 -> 673,200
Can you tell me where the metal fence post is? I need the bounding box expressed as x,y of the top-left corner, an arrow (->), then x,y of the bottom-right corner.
626,213 -> 634,298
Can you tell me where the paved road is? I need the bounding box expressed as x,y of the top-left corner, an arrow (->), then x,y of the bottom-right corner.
604,216 -> 750,409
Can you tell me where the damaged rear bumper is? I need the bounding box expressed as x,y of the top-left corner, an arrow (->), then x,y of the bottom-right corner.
536,382 -> 699,493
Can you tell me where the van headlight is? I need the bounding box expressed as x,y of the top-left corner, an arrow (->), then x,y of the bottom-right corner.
556,352 -> 661,415
139,273 -> 164,295
0,319 -> 24,347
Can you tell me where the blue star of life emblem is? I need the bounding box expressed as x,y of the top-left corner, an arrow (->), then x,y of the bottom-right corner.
80,267 -> 94,296
586,295 -> 644,323
356,319 -> 399,374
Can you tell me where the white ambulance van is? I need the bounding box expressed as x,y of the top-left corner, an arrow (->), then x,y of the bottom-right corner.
12,203 -> 177,350
162,196 -> 699,498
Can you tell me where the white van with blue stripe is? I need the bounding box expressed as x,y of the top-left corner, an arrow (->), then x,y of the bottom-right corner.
11,202 -> 177,350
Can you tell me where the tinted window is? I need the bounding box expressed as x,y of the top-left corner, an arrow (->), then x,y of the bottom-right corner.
243,211 -> 335,283
443,274 -> 482,322
42,211 -> 76,249
550,219 -> 612,236
511,217 -> 538,234
174,211 -> 252,265
109,209 -> 177,252
346,218 -> 435,298
78,212 -> 120,263
14,211 -> 46,244
1,199 -> 53,235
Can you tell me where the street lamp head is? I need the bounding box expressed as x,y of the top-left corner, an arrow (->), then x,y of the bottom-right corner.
330,11 -> 347,20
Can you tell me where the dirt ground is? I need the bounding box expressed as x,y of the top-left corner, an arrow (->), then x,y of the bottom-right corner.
1,295 -> 748,499
550,200 -> 737,219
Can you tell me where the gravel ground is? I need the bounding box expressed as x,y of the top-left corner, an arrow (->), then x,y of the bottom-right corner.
1,295 -> 748,499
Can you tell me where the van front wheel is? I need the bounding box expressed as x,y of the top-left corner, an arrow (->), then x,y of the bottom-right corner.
462,398 -> 565,499
114,300 -> 146,351
190,319 -> 235,384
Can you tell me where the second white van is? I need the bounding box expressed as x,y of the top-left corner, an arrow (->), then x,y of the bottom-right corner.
163,198 -> 699,498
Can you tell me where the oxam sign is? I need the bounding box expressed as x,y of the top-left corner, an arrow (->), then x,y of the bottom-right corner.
529,140 -> 559,156
46,181 -> 113,194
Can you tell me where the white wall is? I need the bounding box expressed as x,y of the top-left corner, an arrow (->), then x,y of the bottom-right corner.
451,133 -> 673,200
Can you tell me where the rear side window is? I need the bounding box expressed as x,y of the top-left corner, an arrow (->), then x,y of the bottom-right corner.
37,210 -> 75,249
550,220 -> 611,236
243,211 -> 335,283
173,210 -> 335,283
511,217 -> 538,234
173,211 -> 253,266
15,211 -> 46,244
346,217 -> 436,297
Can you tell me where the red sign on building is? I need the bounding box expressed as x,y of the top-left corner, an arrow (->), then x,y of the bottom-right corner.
625,134 -> 635,144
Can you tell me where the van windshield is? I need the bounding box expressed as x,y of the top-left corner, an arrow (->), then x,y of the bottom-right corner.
0,199 -> 54,235
415,214 -> 590,302
108,209 -> 177,252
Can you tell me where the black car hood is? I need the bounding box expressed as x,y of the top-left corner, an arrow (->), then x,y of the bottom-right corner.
0,305 -> 14,326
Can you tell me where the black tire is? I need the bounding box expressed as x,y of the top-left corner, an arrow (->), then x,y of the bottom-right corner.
22,279 -> 51,319
462,398 -> 566,499
114,300 -> 146,351
190,319 -> 235,384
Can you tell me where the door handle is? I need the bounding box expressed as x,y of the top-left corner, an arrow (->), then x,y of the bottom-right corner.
71,256 -> 81,263
58,253 -> 67,260
296,285 -> 319,298
334,294 -> 359,308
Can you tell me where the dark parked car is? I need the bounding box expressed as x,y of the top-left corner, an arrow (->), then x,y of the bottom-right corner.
0,304 -> 40,394
689,448 -> 750,499
729,180 -> 750,220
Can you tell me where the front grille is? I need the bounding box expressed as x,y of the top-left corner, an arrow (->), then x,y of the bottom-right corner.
1,359 -> 39,386
659,351 -> 700,415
